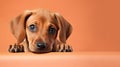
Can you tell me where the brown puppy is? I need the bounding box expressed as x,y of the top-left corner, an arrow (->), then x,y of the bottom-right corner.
9,9 -> 73,53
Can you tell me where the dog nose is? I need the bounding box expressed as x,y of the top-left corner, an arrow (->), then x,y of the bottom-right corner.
36,42 -> 46,49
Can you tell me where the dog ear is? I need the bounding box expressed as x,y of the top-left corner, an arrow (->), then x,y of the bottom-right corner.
11,10 -> 32,44
54,13 -> 72,43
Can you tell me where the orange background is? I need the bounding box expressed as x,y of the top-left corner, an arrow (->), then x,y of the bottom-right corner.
0,0 -> 120,52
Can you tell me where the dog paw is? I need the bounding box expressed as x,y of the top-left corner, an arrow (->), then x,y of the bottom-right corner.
58,44 -> 73,52
8,44 -> 24,53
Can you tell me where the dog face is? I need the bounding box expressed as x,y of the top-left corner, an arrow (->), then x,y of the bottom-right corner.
11,9 -> 72,53
26,11 -> 59,52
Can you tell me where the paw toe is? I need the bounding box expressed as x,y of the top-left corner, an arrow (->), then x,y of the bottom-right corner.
65,45 -> 73,52
58,44 -> 73,52
8,44 -> 24,53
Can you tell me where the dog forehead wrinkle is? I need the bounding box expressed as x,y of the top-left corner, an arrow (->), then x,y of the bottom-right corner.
36,10 -> 52,20
39,16 -> 47,23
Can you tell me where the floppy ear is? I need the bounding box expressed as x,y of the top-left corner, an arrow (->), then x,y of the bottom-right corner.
54,13 -> 72,43
11,10 -> 32,44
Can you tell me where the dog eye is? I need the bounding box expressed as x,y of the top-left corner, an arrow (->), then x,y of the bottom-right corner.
49,27 -> 56,34
29,24 -> 37,32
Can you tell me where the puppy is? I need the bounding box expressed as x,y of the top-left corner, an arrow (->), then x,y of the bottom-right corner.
9,9 -> 73,53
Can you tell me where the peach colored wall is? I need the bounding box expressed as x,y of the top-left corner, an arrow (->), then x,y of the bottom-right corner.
0,0 -> 120,52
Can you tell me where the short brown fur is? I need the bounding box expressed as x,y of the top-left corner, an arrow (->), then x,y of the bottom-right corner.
9,9 -> 73,53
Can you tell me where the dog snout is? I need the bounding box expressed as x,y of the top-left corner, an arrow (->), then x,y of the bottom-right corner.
36,42 -> 46,49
